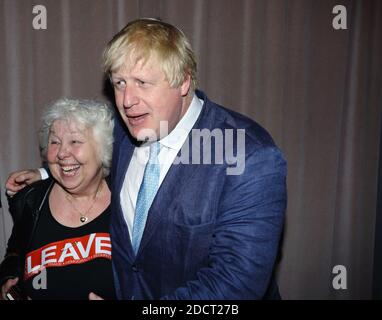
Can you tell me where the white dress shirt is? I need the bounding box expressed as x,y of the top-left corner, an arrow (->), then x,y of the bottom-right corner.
120,95 -> 203,240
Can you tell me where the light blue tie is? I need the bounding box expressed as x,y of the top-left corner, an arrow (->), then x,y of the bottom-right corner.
132,142 -> 160,255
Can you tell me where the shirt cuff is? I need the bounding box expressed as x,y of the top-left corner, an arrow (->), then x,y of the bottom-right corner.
38,168 -> 49,180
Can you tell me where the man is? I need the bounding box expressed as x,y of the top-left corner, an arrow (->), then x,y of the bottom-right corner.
5,19 -> 286,299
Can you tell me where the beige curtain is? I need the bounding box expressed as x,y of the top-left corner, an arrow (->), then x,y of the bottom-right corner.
1,0 -> 381,299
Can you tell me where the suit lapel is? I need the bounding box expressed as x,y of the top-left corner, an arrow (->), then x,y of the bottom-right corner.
137,93 -> 215,254
137,146 -> 199,254
112,132 -> 135,258
114,134 -> 135,195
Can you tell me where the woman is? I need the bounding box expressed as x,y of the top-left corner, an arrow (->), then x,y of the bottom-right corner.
0,98 -> 115,299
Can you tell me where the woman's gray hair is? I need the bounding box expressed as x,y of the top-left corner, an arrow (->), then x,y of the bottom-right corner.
39,98 -> 114,177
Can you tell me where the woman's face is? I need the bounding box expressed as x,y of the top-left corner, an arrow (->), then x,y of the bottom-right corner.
46,119 -> 103,195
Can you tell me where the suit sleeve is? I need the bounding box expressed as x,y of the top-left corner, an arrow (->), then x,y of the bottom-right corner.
161,146 -> 287,299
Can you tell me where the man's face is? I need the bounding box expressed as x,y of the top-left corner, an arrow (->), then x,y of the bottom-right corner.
111,55 -> 191,141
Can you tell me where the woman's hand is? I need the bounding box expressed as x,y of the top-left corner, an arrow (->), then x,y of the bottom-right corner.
0,277 -> 19,300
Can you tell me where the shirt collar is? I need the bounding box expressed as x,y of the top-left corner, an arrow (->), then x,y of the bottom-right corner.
159,94 -> 203,150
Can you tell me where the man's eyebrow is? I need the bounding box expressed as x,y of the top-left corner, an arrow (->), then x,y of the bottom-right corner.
111,74 -> 124,79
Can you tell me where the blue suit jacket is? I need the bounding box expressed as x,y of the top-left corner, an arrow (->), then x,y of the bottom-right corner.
110,90 -> 287,299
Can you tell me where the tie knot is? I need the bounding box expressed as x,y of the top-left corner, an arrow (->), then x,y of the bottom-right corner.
148,142 -> 160,164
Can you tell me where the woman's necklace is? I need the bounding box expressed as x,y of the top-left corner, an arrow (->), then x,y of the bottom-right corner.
64,181 -> 103,223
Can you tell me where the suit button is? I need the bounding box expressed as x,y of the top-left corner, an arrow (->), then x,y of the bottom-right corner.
132,264 -> 138,272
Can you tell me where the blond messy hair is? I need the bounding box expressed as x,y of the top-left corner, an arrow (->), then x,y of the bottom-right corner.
103,18 -> 197,91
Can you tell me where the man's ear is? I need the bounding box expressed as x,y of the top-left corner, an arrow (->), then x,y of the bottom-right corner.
180,74 -> 191,97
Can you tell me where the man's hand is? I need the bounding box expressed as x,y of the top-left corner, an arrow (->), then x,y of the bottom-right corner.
5,169 -> 42,196
89,292 -> 104,300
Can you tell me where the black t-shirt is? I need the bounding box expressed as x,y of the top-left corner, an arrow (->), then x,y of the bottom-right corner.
23,196 -> 116,300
